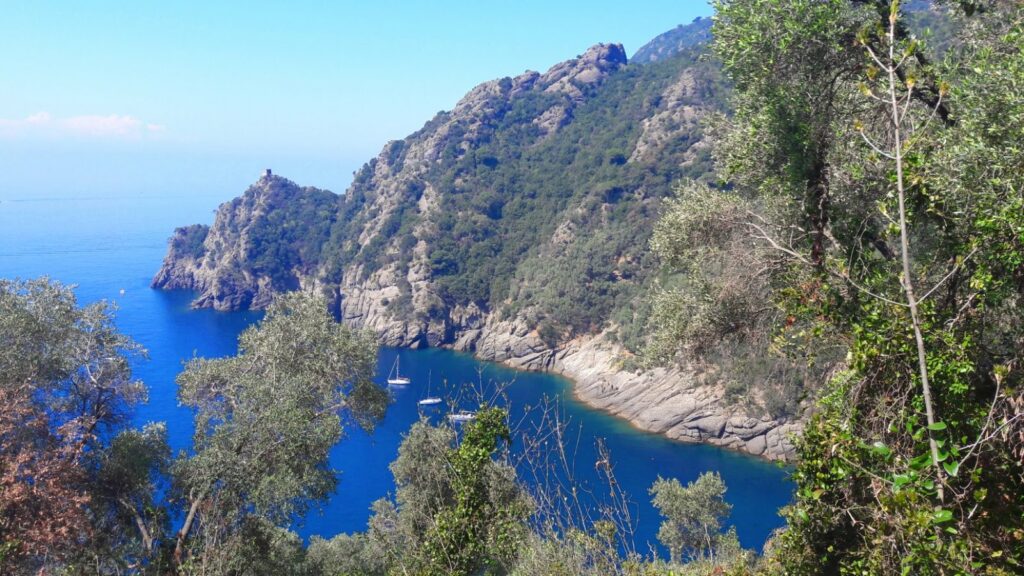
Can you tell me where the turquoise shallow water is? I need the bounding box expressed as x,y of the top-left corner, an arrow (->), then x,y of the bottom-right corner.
0,192 -> 793,553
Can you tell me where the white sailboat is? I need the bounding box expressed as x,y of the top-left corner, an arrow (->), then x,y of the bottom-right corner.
386,356 -> 411,385
418,372 -> 442,406
448,410 -> 476,423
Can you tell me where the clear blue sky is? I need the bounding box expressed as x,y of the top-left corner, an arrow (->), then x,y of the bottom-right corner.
0,1 -> 712,197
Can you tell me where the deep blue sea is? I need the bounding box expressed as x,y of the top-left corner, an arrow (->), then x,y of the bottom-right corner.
0,191 -> 793,554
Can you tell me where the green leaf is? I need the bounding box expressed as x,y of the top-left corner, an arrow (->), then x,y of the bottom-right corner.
869,441 -> 891,458
932,509 -> 954,524
927,421 -> 947,431
943,460 -> 960,477
910,452 -> 932,471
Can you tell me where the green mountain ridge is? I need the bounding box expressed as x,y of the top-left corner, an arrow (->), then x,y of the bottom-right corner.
154,21 -> 727,352
632,17 -> 713,63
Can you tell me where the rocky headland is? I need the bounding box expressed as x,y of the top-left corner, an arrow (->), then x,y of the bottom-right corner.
153,29 -> 800,461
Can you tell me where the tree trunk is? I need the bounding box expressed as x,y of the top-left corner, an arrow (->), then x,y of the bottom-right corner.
885,14 -> 946,505
118,497 -> 154,553
807,151 -> 830,268
173,491 -> 206,567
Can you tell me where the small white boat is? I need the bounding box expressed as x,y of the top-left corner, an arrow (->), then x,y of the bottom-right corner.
448,410 -> 476,423
387,356 -> 411,386
418,371 -> 442,406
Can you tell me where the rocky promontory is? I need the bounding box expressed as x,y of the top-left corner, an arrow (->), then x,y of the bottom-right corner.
153,26 -> 800,461
151,172 -> 338,311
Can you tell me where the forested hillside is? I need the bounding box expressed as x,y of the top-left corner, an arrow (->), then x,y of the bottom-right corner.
154,23 -> 726,352
632,17 -> 713,63
153,176 -> 338,310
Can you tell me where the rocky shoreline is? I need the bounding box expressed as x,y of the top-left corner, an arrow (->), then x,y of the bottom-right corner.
523,337 -> 799,462
154,244 -> 801,462
333,286 -> 800,462
153,200 -> 801,462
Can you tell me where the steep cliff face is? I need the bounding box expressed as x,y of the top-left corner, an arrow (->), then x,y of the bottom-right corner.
318,40 -> 725,347
151,224 -> 209,291
152,174 -> 337,311
153,26 -> 799,460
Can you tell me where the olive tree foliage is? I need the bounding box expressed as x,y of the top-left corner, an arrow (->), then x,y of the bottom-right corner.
664,0 -> 1024,573
306,532 -> 388,576
326,408 -> 532,576
646,183 -> 779,367
0,278 -> 147,438
169,291 -> 387,570
0,278 -> 153,573
387,421 -> 461,549
91,422 -> 173,571
649,472 -> 743,566
645,182 -> 828,418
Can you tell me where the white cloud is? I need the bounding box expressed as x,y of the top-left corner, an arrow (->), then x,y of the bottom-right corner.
26,111 -> 52,124
0,112 -> 166,140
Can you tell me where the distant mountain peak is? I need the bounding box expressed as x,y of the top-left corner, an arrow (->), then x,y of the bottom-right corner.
452,42 -> 627,117
633,17 -> 713,64
539,42 -> 627,95
568,42 -> 628,77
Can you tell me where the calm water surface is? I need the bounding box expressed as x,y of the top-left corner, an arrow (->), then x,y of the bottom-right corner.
0,192 -> 793,552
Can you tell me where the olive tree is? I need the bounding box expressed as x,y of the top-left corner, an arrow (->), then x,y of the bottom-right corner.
649,472 -> 741,565
169,291 -> 387,570
0,278 -> 148,573
346,408 -> 532,576
0,278 -> 147,440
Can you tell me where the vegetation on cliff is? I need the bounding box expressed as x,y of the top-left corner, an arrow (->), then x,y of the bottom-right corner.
155,24 -> 727,349
152,175 -> 339,309
648,0 -> 1024,572
632,17 -> 714,64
